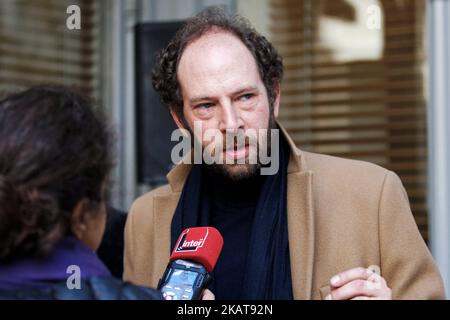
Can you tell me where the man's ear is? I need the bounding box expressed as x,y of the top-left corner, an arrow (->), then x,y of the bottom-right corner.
70,199 -> 89,240
272,83 -> 281,119
170,108 -> 186,130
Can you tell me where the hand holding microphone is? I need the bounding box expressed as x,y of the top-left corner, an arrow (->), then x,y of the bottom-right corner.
158,226 -> 223,300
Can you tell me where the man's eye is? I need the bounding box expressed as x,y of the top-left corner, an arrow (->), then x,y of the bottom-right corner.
239,94 -> 254,101
196,103 -> 213,110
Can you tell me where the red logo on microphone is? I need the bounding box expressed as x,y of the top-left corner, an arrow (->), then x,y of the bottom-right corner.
170,226 -> 223,272
175,228 -> 208,252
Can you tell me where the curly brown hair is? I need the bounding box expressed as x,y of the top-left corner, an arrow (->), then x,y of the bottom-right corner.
152,6 -> 284,122
0,86 -> 114,261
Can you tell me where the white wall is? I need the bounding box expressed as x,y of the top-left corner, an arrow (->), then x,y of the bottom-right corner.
236,0 -> 270,39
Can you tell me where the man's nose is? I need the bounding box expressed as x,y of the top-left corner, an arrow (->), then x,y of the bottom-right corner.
219,100 -> 243,132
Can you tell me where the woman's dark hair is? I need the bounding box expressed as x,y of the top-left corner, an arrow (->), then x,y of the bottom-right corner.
0,86 -> 114,261
152,6 -> 284,122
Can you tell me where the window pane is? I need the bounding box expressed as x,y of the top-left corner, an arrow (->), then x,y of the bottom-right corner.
270,0 -> 428,241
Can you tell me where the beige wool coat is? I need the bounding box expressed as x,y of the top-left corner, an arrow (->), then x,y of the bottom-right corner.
123,125 -> 445,299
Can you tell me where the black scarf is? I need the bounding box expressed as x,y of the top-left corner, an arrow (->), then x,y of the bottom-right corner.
171,134 -> 293,300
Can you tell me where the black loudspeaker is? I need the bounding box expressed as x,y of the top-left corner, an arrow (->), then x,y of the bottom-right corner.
135,21 -> 184,186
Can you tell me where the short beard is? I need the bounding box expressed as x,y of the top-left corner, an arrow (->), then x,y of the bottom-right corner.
208,162 -> 261,181
200,110 -> 278,182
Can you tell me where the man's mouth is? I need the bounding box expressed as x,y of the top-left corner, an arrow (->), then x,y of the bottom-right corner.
224,143 -> 249,160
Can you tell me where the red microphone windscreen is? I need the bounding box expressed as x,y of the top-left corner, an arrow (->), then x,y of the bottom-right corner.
170,227 -> 223,272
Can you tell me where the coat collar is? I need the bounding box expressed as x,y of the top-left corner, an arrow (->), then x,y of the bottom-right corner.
161,121 -> 315,299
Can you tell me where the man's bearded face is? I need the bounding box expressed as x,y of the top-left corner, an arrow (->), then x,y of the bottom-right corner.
175,31 -> 280,180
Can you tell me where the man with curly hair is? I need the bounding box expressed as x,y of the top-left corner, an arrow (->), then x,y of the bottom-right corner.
124,7 -> 445,300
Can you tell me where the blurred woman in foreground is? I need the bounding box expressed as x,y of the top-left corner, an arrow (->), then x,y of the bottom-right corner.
0,86 -> 161,299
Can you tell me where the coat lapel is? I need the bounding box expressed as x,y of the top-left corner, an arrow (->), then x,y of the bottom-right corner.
152,160 -> 191,283
152,193 -> 181,283
281,123 -> 315,300
287,170 -> 315,299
